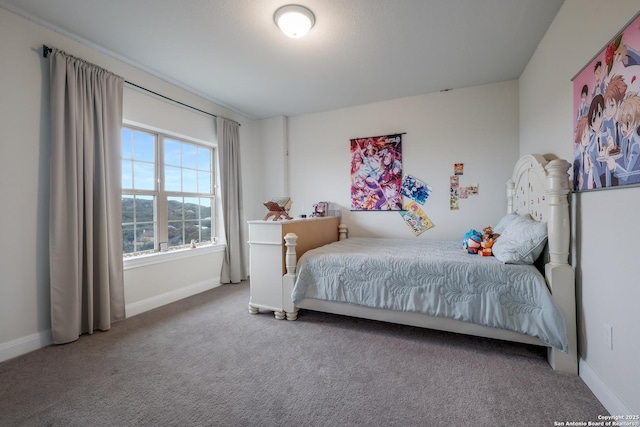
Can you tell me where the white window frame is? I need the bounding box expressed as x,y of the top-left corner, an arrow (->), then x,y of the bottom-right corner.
122,121 -> 222,268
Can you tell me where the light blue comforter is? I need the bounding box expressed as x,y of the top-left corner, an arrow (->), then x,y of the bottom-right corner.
291,238 -> 568,352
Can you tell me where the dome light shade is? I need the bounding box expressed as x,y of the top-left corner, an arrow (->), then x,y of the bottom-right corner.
274,5 -> 315,38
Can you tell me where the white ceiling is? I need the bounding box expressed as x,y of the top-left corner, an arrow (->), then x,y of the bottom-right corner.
1,0 -> 564,120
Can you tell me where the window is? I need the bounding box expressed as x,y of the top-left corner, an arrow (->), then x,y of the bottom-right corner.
121,126 -> 216,256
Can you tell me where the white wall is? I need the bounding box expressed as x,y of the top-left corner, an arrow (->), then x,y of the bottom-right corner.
284,81 -> 520,240
258,116 -> 288,196
124,249 -> 224,317
0,7 -> 258,361
519,0 -> 639,414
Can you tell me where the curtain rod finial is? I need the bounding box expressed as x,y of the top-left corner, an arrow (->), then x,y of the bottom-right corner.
43,45 -> 52,58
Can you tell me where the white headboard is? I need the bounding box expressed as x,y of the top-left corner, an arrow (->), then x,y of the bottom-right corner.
508,154 -> 549,221
506,154 -> 571,267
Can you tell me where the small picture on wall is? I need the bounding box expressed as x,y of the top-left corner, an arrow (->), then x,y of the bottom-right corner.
401,174 -> 433,205
449,162 -> 478,210
400,201 -> 434,236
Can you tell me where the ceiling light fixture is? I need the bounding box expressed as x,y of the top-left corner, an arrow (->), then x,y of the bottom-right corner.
274,4 -> 315,38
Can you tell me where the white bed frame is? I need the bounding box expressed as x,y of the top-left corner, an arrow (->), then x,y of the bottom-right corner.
280,154 -> 577,374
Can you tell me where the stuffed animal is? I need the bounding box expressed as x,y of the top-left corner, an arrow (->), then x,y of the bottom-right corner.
462,229 -> 483,254
312,202 -> 328,217
479,233 -> 495,256
479,226 -> 498,257
462,229 -> 473,250
482,225 -> 500,240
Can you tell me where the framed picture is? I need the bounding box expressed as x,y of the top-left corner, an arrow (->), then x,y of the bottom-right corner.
572,11 -> 640,191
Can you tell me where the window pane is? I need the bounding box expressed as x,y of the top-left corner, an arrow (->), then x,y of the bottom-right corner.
200,197 -> 212,214
165,166 -> 181,191
165,139 -> 181,166
182,169 -> 197,193
122,195 -> 134,223
121,160 -> 133,189
133,161 -> 155,190
184,197 -> 199,220
136,224 -> 155,252
200,198 -> 212,237
168,222 -> 183,246
185,221 -> 199,243
182,144 -> 197,169
200,225 -> 211,241
135,195 -> 154,222
133,131 -> 154,162
198,171 -> 211,193
198,147 -> 211,171
167,196 -> 183,221
122,129 -> 133,159
122,224 -> 134,253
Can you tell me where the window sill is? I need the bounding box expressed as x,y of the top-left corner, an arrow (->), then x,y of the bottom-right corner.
123,243 -> 226,270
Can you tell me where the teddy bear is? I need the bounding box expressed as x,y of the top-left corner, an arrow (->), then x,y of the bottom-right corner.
479,226 -> 499,257
482,225 -> 500,239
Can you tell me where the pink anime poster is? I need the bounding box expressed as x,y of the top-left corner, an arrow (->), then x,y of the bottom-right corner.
350,134 -> 402,210
573,11 -> 640,191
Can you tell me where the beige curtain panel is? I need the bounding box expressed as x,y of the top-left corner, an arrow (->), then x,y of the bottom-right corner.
218,117 -> 247,284
49,49 -> 125,344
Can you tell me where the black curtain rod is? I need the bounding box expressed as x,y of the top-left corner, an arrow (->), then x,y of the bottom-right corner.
124,81 -> 223,121
42,44 -> 240,126
351,132 -> 407,139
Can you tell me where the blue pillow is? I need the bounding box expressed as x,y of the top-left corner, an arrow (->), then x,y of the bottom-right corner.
492,214 -> 547,264
493,212 -> 519,235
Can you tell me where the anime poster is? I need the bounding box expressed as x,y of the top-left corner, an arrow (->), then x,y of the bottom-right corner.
350,134 -> 403,210
401,174 -> 433,205
400,201 -> 434,236
573,12 -> 640,191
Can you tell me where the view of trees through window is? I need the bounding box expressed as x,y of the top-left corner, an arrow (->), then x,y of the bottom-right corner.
122,195 -> 155,254
167,197 -> 212,246
121,127 -> 215,255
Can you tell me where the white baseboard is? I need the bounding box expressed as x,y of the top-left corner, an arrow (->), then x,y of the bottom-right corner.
580,357 -> 633,415
0,330 -> 52,363
125,277 -> 221,318
1,278 -> 221,363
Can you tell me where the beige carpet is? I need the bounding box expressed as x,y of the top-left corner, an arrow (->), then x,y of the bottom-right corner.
0,281 -> 607,426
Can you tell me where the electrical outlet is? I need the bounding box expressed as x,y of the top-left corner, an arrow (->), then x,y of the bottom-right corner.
603,324 -> 613,350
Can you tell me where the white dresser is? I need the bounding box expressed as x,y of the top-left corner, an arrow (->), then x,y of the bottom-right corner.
247,216 -> 340,319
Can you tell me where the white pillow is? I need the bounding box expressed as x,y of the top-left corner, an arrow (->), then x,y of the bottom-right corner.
492,214 -> 547,264
492,212 -> 519,235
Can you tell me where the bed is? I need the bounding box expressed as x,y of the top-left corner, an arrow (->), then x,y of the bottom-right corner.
276,154 -> 577,374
